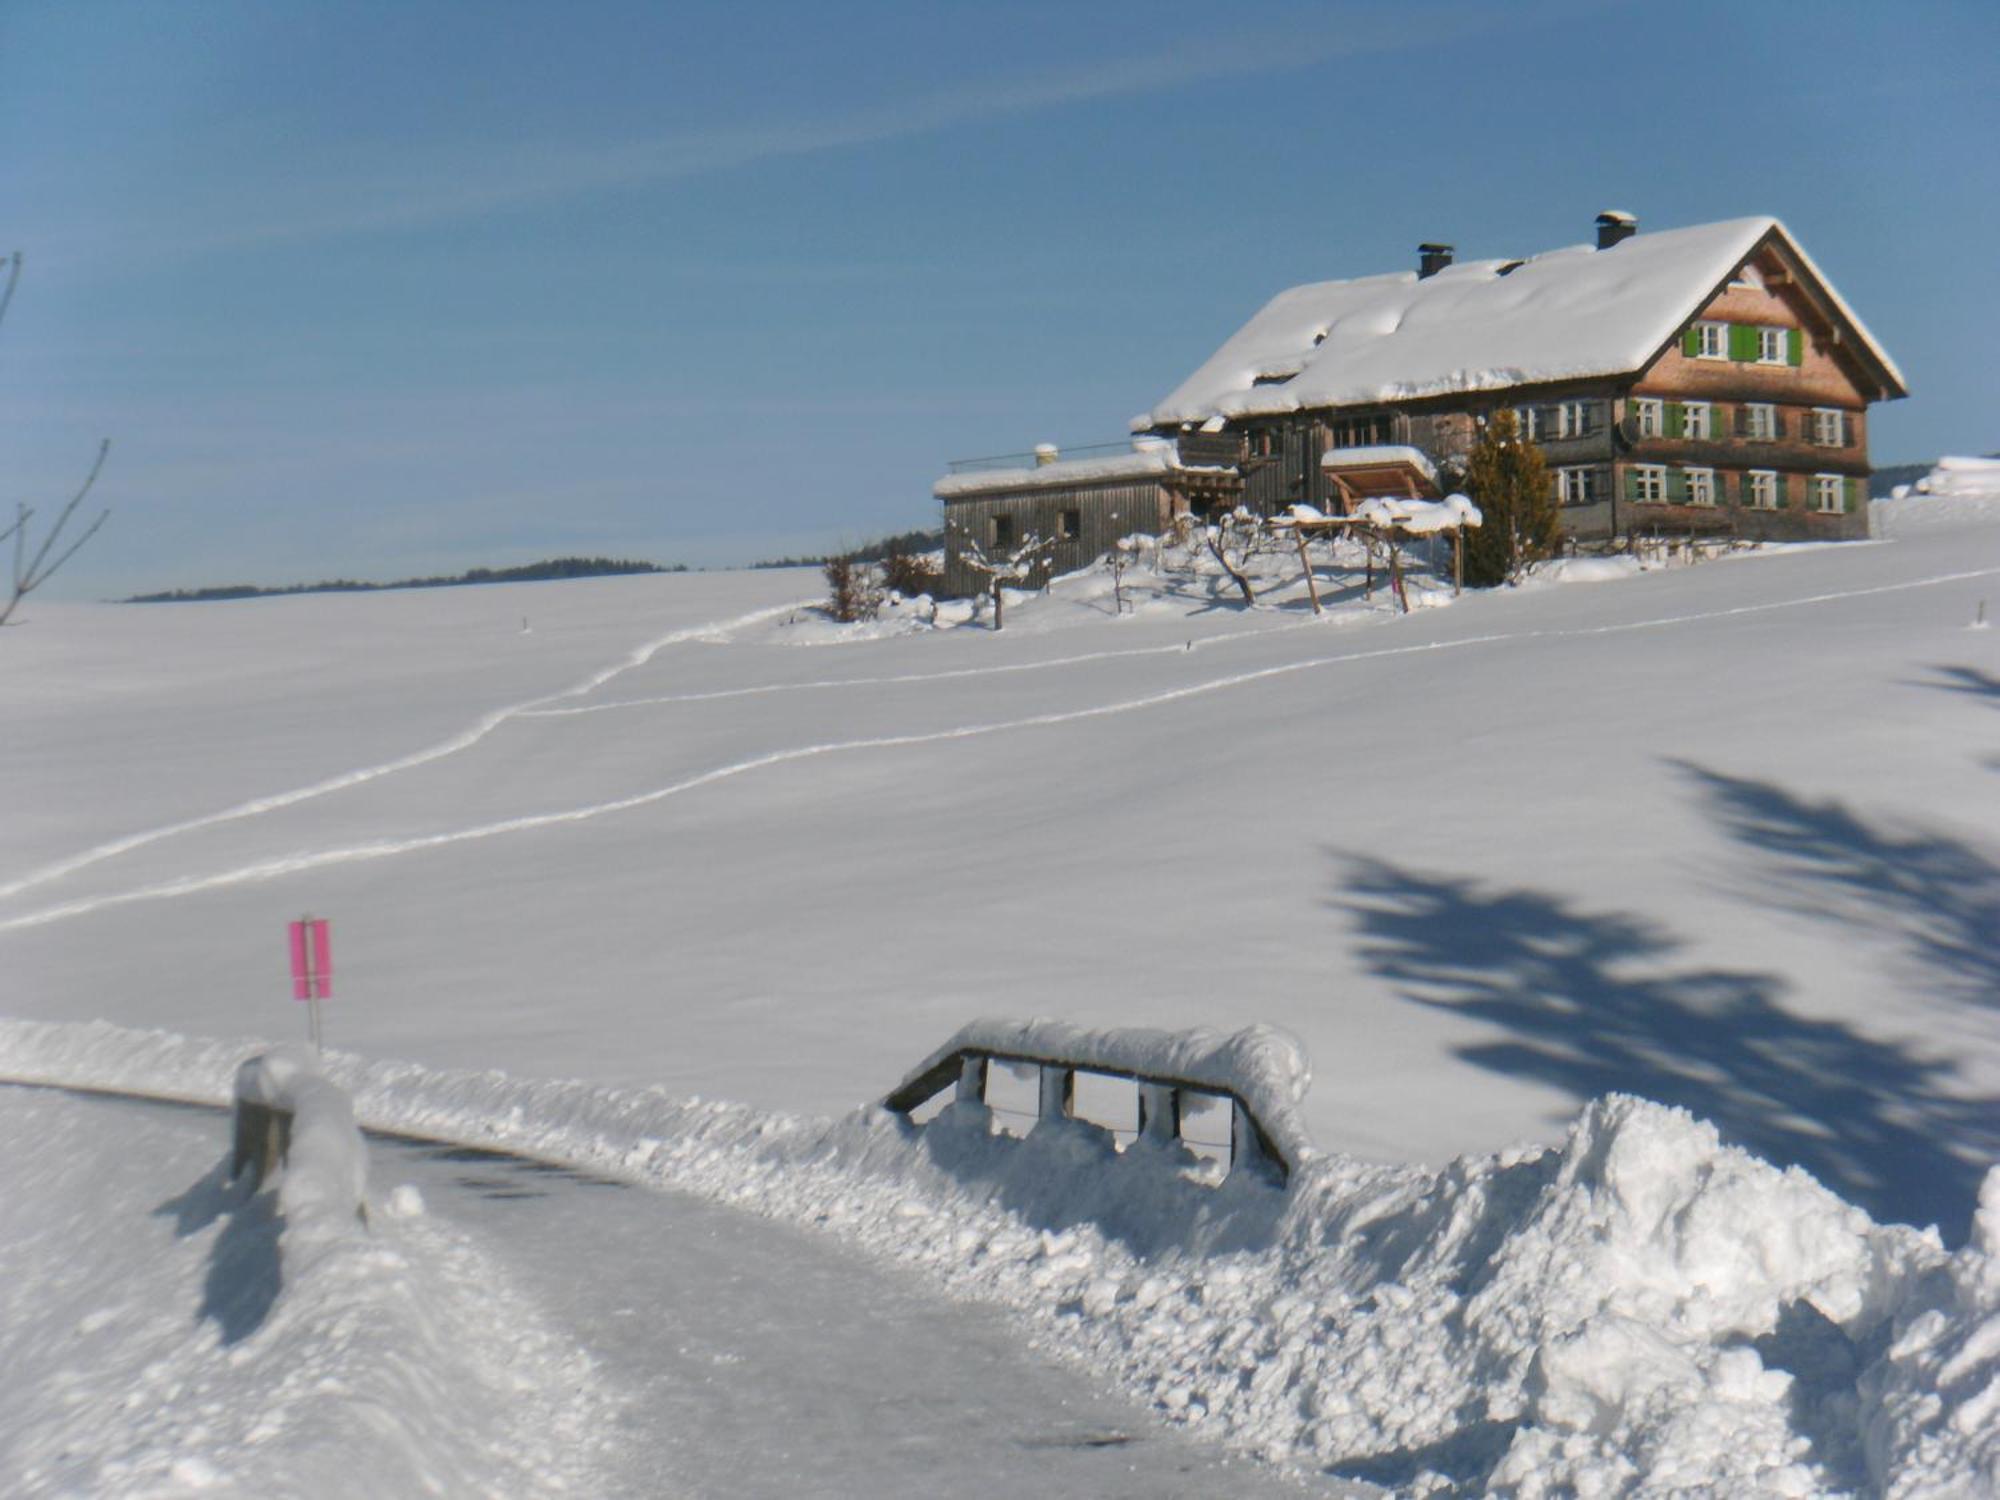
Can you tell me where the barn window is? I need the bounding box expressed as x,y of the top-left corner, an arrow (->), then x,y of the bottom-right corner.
1057,508 -> 1081,539
991,514 -> 1015,547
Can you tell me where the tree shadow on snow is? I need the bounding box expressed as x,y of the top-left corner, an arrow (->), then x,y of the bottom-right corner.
1678,762 -> 2000,1019
1921,663 -> 2000,705
155,1159 -> 283,1346
1335,853 -> 1996,1242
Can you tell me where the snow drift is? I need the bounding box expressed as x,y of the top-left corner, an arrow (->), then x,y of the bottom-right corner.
0,1041 -> 616,1498
4,1018 -> 1993,1497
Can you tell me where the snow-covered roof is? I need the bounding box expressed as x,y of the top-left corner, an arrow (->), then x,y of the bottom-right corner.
1142,217 -> 1903,427
935,442 -> 1219,499
1320,444 -> 1438,479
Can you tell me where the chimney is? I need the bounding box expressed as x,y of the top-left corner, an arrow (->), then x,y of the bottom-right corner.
1595,210 -> 1637,250
1033,443 -> 1059,467
1417,243 -> 1454,279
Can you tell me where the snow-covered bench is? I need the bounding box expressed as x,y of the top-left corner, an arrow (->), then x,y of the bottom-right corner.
883,1019 -> 1313,1185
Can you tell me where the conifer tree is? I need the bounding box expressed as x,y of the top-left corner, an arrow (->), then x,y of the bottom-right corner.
1459,408 -> 1559,587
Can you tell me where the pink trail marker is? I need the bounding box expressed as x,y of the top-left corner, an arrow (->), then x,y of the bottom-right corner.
288,917 -> 332,1051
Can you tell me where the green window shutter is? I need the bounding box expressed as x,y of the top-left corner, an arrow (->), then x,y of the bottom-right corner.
1787,328 -> 1803,367
1708,403 -> 1726,440
1626,468 -> 1642,502
1682,326 -> 1701,357
1729,324 -> 1758,361
1664,402 -> 1685,439
1666,468 -> 1688,503
1846,477 -> 1860,514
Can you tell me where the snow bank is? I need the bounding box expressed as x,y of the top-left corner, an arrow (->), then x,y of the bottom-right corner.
1,1033 -> 615,1497
5,1017 -> 1993,1496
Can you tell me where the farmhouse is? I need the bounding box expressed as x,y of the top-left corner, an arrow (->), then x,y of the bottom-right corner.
937,213 -> 1905,593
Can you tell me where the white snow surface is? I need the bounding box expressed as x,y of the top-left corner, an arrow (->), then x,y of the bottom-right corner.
6,503 -> 2000,1492
1140,216 -> 1901,426
233,1044 -> 368,1223
3,1018 -> 1995,1496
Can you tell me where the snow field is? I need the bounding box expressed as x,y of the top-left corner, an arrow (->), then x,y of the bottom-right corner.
4,1017 -> 1993,1496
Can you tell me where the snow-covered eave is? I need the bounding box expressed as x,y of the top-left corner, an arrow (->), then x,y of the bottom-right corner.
1321,444 -> 1438,480
935,449 -> 1228,499
1145,356 -> 1660,427
1760,220 -> 1908,399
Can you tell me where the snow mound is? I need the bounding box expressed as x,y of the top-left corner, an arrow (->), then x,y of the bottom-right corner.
4,1018 -> 1993,1497
1911,456 -> 2000,500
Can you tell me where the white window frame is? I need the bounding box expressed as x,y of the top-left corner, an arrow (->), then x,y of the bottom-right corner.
1812,407 -> 1845,446
1557,400 -> 1594,438
1684,468 -> 1716,507
1557,466 -> 1600,505
1631,464 -> 1667,503
1744,403 -> 1776,441
1693,321 -> 1728,359
1514,405 -> 1539,441
1682,401 -> 1711,440
1813,474 -> 1845,514
1757,326 -> 1788,364
1633,398 -> 1663,438
1748,470 -> 1779,510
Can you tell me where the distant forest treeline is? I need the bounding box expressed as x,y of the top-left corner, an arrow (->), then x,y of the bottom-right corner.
750,529 -> 942,569
126,557 -> 685,603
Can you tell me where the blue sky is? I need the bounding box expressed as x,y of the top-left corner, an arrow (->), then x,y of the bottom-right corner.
3,0 -> 1994,596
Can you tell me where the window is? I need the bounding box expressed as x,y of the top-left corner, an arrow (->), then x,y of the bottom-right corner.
1058,508 -> 1081,540
1514,405 -> 1539,441
991,514 -> 1015,547
1748,471 -> 1780,510
1556,466 -> 1603,505
1743,403 -> 1777,441
1813,475 -> 1846,514
1757,326 -> 1788,364
1685,468 -> 1716,506
1630,465 -> 1667,503
1633,398 -> 1663,438
1681,402 -> 1711,440
1692,321 -> 1728,359
1811,408 -> 1848,447
1331,414 -> 1393,448
1558,400 -> 1598,438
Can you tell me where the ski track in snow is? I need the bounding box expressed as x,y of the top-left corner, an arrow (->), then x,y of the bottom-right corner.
0,600 -> 810,904
5,563 -> 1995,935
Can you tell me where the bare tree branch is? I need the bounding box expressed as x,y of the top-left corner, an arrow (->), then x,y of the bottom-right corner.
1,438 -> 112,629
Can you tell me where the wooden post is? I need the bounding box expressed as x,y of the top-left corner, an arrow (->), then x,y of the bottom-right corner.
1453,524 -> 1464,596
1137,1082 -> 1181,1146
1294,529 -> 1323,615
1037,1064 -> 1074,1123
955,1054 -> 988,1106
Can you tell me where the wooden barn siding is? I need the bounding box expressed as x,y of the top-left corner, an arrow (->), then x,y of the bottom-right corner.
941,480 -> 1175,597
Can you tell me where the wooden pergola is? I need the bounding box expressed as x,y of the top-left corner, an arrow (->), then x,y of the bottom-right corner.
1269,448 -> 1474,613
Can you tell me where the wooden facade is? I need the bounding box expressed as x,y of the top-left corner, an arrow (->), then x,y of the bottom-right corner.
937,458 -> 1241,598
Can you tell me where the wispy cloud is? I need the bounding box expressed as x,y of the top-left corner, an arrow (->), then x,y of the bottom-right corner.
163,1 -> 1555,255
